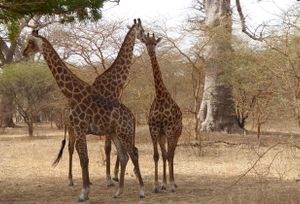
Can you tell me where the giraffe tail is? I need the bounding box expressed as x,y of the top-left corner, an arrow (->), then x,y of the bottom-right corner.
52,125 -> 67,167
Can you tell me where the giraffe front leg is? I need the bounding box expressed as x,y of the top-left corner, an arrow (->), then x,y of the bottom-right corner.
152,141 -> 162,193
104,138 -> 114,187
159,136 -> 168,191
75,136 -> 91,202
128,146 -> 145,198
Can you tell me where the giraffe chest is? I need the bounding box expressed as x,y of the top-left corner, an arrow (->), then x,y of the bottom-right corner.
149,97 -> 182,126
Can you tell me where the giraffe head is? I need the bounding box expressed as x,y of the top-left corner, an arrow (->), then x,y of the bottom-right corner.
142,33 -> 162,53
23,30 -> 44,58
128,18 -> 145,42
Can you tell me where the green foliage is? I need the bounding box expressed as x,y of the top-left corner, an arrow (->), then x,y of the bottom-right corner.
0,0 -> 108,22
5,21 -> 19,41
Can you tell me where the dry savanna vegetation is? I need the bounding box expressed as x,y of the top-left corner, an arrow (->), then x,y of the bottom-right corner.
2,0 -> 300,204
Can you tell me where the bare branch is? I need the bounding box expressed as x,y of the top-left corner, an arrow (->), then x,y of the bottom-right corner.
235,0 -> 264,41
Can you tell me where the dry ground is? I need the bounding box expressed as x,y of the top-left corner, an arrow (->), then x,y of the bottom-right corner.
1,122 -> 300,203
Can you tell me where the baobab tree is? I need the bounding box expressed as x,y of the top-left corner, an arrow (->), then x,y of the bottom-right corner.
195,0 -> 265,133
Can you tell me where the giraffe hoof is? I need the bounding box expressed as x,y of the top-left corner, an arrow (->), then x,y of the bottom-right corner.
78,187 -> 89,202
77,197 -> 89,202
69,179 -> 74,186
139,188 -> 145,198
113,193 -> 119,198
112,177 -> 119,182
171,185 -> 177,192
106,179 -> 115,187
113,190 -> 122,198
153,187 -> 162,193
160,185 -> 166,191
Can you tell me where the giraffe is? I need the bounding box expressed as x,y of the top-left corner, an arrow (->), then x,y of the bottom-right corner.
142,33 -> 182,193
23,30 -> 145,201
61,18 -> 145,187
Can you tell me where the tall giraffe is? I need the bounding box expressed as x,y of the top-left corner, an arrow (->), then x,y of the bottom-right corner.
62,19 -> 145,187
23,30 -> 145,201
142,33 -> 182,193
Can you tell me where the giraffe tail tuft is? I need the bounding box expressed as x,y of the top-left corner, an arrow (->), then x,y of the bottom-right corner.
52,138 -> 66,167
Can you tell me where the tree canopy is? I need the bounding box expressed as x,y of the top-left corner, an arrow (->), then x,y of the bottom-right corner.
0,0 -> 113,23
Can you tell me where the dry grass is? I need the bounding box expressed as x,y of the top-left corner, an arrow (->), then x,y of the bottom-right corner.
1,122 -> 300,203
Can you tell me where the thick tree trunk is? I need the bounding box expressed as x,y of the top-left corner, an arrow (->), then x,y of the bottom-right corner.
198,0 -> 242,133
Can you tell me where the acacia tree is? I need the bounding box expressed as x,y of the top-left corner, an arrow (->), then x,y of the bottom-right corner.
0,62 -> 59,136
45,19 -> 125,74
194,0 -> 240,133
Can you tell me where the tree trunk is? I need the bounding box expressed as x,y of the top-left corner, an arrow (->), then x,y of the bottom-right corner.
25,118 -> 34,137
28,122 -> 34,137
198,0 -> 242,133
0,96 -> 15,127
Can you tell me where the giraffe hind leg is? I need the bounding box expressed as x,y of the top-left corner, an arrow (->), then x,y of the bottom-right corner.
167,135 -> 180,193
112,138 -> 128,198
68,126 -> 76,186
128,146 -> 145,198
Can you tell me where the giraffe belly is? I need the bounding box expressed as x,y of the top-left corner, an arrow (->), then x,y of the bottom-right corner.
87,121 -> 112,136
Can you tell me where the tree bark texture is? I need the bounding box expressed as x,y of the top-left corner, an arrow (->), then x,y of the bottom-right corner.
198,0 -> 241,133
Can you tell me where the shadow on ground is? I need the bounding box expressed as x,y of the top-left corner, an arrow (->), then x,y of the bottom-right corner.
1,174 -> 300,204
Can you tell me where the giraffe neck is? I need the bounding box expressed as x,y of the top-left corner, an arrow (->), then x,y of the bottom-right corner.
38,36 -> 89,99
92,26 -> 137,98
113,26 -> 136,68
148,50 -> 168,98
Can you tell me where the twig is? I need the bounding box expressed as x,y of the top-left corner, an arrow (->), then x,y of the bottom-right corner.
224,142 -> 283,191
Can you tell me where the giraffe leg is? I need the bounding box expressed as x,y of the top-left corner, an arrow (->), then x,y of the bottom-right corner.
75,136 -> 91,202
112,139 -> 128,198
128,146 -> 145,198
158,136 -> 168,191
113,155 -> 120,182
152,139 -> 161,193
104,138 -> 114,187
167,137 -> 178,193
68,127 -> 75,186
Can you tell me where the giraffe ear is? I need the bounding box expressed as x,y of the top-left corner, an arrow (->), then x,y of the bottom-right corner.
156,37 -> 162,44
127,25 -> 131,29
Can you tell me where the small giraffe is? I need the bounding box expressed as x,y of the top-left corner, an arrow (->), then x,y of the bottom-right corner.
64,19 -> 145,187
142,33 -> 182,193
23,30 -> 144,201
